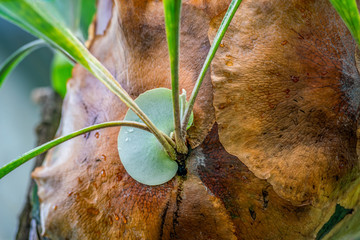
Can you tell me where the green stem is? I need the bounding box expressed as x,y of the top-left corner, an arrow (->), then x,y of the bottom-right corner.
0,39 -> 47,87
0,120 -> 172,179
93,63 -> 177,159
181,0 -> 242,134
163,0 -> 187,154
164,133 -> 176,149
0,1 -> 176,160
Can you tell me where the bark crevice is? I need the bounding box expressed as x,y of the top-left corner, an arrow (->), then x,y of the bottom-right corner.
16,88 -> 62,240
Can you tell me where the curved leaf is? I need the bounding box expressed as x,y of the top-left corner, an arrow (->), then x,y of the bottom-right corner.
0,0 -> 176,159
324,208 -> 360,239
51,52 -> 74,98
163,0 -> 186,152
330,0 -> 360,46
118,88 -> 179,186
181,0 -> 243,131
0,121 -> 149,179
0,39 -> 46,88
34,0 -> 96,41
80,0 -> 96,40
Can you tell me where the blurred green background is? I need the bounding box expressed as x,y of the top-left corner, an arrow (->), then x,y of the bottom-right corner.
0,1 -> 96,238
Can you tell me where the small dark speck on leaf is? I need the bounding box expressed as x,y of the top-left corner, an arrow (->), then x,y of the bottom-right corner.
262,190 -> 269,209
249,207 -> 256,220
291,75 -> 300,83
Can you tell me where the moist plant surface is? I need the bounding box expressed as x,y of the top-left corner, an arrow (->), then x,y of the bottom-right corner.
1,0 -> 360,239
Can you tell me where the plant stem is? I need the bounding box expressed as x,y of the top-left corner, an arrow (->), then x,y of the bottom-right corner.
93,63 -> 177,159
181,0 -> 242,134
0,120 -> 174,179
0,1 -> 177,160
0,39 -> 47,87
163,0 -> 187,154
164,133 -> 177,148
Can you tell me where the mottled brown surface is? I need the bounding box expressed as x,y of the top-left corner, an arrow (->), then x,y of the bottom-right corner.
33,0 -> 216,239
196,124 -> 335,239
211,0 -> 360,206
32,0 -> 360,239
115,0 -> 215,148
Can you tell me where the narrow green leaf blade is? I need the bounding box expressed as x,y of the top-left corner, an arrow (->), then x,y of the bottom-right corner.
0,121 -> 149,179
182,0 -> 242,131
330,0 -> 360,46
118,88 -> 178,185
51,52 -> 74,98
163,0 -> 181,94
34,0 -> 82,38
0,39 -> 46,88
0,0 -> 176,157
80,0 -> 97,39
0,1 -> 91,70
163,0 -> 184,150
35,0 -> 96,41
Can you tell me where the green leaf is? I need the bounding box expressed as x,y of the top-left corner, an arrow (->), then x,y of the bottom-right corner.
163,0 -> 186,152
0,0 -> 96,73
0,0 -> 176,159
320,180 -> 360,240
316,204 -> 354,240
34,0 -> 96,40
31,183 -> 41,223
51,52 -> 74,98
322,207 -> 360,240
80,0 -> 96,40
32,0 -> 68,26
182,0 -> 243,131
179,89 -> 193,129
0,39 -> 46,88
0,0 -> 127,109
0,121 -> 149,179
330,0 -> 360,46
118,88 -> 179,185
34,0 -> 81,37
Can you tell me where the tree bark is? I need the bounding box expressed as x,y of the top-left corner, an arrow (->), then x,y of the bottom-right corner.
16,88 -> 62,240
